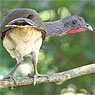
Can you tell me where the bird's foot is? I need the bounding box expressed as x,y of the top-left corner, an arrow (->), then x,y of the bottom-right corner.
3,74 -> 18,85
28,73 -> 50,86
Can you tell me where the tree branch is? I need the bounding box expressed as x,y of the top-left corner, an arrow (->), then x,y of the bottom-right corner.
0,63 -> 95,88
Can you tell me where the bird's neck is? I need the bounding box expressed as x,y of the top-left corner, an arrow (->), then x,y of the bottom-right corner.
44,20 -> 86,37
44,20 -> 66,37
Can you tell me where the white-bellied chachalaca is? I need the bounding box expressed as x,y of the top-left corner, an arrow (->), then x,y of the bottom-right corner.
0,8 -> 93,85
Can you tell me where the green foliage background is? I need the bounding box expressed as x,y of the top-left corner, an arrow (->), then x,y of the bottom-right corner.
0,0 -> 94,95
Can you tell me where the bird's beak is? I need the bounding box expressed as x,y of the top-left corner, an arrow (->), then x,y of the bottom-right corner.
82,23 -> 93,31
5,18 -> 38,28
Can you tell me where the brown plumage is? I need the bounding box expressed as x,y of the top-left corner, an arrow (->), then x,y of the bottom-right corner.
0,8 -> 93,85
0,8 -> 46,32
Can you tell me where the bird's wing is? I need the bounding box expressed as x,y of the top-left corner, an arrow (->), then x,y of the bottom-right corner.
5,18 -> 38,28
0,8 -> 46,40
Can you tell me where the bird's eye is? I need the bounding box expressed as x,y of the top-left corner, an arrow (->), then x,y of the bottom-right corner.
72,20 -> 77,25
86,24 -> 89,27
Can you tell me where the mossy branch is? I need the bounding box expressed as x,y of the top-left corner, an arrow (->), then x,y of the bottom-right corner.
0,63 -> 95,88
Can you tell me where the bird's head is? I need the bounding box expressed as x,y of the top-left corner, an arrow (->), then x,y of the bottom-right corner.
61,15 -> 93,34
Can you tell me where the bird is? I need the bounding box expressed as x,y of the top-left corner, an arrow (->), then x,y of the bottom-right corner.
0,8 -> 93,85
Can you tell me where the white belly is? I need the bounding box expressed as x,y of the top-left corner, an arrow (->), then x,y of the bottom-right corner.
15,37 -> 42,56
3,26 -> 42,58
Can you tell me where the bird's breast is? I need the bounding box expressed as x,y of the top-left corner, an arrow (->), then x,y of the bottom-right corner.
3,26 -> 42,57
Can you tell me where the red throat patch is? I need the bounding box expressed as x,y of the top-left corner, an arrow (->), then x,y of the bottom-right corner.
65,28 -> 86,33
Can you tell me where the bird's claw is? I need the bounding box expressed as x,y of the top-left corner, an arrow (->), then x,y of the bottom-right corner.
28,73 -> 50,86
3,74 -> 18,85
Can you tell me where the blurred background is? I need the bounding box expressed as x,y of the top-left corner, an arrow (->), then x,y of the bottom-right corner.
0,0 -> 94,95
